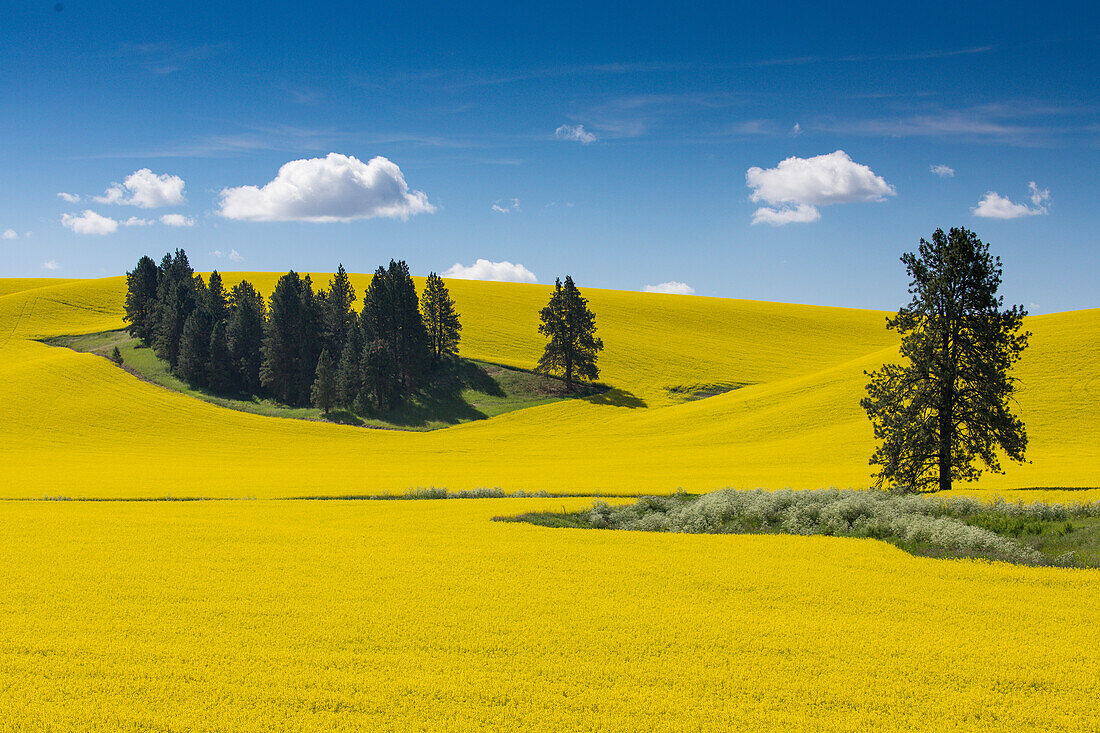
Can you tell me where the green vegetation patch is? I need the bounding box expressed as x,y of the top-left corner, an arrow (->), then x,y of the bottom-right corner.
43,330 -> 605,431
498,489 -> 1100,568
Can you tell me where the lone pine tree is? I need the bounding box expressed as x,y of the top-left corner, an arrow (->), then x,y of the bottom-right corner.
861,227 -> 1029,493
421,272 -> 462,364
535,275 -> 603,391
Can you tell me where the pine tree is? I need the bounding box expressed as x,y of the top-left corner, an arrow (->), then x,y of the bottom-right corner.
421,272 -> 462,364
123,255 -> 160,344
206,319 -> 235,393
207,270 -> 230,323
152,249 -> 197,369
176,275 -> 212,386
297,276 -> 324,405
323,264 -> 358,359
335,316 -> 363,408
861,227 -> 1029,493
361,260 -> 430,401
535,275 -> 604,391
261,271 -> 306,405
204,270 -> 234,391
361,338 -> 399,412
227,280 -> 266,395
311,349 -> 337,414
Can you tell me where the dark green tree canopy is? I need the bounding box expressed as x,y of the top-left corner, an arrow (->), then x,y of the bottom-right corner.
861,227 -> 1029,493
421,272 -> 462,363
535,275 -> 604,391
123,255 -> 160,343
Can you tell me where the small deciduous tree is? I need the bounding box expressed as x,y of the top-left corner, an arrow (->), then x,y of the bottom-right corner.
421,272 -> 461,364
861,227 -> 1029,493
535,275 -> 603,391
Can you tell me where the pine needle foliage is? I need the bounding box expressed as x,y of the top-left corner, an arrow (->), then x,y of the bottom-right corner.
535,275 -> 603,391
862,227 -> 1029,493
421,272 -> 462,364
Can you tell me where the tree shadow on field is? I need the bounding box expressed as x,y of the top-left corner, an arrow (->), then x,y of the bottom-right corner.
584,387 -> 647,409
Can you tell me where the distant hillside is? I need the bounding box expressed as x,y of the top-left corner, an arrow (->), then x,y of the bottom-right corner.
1,275 -> 1097,499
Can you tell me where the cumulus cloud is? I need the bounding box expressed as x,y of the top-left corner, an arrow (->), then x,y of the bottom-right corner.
61,210 -> 119,235
972,181 -> 1050,219
217,153 -> 434,222
555,124 -> 596,144
751,203 -> 822,226
211,248 -> 244,262
123,216 -> 155,226
2,228 -> 17,240
491,198 -> 521,213
930,164 -> 955,178
57,192 -> 81,203
443,258 -> 537,283
746,150 -> 895,225
43,260 -> 60,271
644,281 -> 696,295
160,213 -> 195,227
94,168 -> 187,208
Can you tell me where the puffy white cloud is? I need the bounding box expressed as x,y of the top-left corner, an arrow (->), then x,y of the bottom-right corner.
747,150 -> 895,206
95,168 -> 187,208
57,192 -> 81,203
491,198 -> 521,213
751,203 -> 822,226
555,124 -> 596,144
443,258 -> 537,283
746,150 -> 895,225
211,248 -> 244,262
644,281 -> 696,295
2,228 -> 17,240
160,213 -> 195,227
972,182 -> 1050,219
43,260 -> 60,271
123,216 -> 155,226
61,210 -> 119,235
217,153 -> 434,222
930,164 -> 955,177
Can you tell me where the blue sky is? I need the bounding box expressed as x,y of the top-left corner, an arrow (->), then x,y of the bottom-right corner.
1,0 -> 1097,311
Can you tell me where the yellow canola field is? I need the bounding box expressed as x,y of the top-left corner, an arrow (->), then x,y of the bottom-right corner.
1,275 -> 1097,498
2,498 -> 1098,732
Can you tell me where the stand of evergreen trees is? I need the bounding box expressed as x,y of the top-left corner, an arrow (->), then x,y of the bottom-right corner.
124,251 -> 462,413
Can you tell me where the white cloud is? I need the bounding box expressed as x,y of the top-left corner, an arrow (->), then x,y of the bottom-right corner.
972,182 -> 1050,219
160,213 -> 195,227
123,216 -> 155,226
555,124 -> 596,144
217,153 -> 434,222
791,122 -> 802,136
1028,181 -> 1050,207
2,228 -> 17,240
57,192 -> 81,203
644,281 -> 696,295
43,260 -> 60,271
746,150 -> 895,225
751,203 -> 822,226
61,210 -> 119,235
443,258 -> 537,283
94,168 -> 187,208
491,198 -> 521,213
930,164 -> 955,178
211,248 -> 244,262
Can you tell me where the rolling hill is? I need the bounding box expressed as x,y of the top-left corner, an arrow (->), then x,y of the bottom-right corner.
1,274 -> 1097,499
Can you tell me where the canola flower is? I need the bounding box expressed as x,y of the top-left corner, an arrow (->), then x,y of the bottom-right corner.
1,498 -> 1098,732
0,275 -> 1098,497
